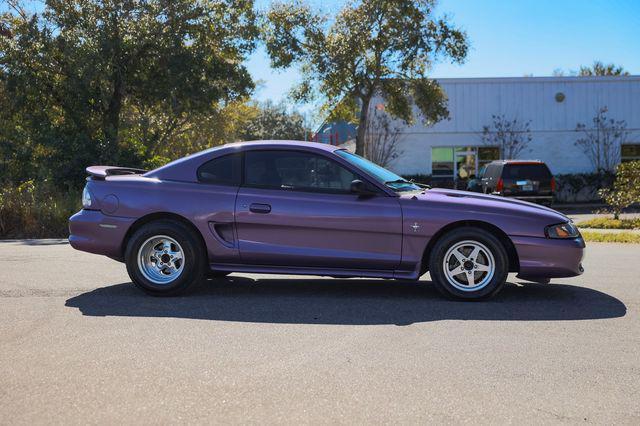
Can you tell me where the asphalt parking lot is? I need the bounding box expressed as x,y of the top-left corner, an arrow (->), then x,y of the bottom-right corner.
1,240 -> 638,424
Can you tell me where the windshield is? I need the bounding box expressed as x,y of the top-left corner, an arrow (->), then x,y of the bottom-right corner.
335,150 -> 421,192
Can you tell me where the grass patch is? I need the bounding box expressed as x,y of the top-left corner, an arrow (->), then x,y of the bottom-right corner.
577,217 -> 640,229
581,231 -> 640,243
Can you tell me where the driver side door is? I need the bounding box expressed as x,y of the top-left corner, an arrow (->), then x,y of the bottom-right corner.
234,149 -> 403,270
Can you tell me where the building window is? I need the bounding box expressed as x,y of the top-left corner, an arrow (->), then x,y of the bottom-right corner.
621,144 -> 640,163
431,146 -> 500,181
432,147 -> 454,178
478,147 -> 500,168
455,147 -> 477,180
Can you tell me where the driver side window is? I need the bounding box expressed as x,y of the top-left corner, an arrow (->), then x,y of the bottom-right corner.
244,150 -> 358,193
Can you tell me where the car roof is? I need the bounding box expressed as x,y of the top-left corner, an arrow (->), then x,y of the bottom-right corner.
183,140 -> 341,161
145,140 -> 342,181
224,140 -> 339,152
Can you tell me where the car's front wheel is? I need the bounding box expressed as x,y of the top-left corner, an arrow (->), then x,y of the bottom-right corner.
125,220 -> 205,296
428,227 -> 508,300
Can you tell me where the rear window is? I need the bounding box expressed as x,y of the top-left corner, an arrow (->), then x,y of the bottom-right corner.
502,164 -> 552,180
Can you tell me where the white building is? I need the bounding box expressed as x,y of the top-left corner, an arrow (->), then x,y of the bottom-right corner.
323,76 -> 640,182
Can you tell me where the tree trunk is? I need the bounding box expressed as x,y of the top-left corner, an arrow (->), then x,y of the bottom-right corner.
355,95 -> 371,157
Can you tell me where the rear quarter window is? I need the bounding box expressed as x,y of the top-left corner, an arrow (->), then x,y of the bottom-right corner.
197,153 -> 242,185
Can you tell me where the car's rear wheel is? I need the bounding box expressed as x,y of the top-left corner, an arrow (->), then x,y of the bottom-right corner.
125,220 -> 205,296
428,227 -> 508,300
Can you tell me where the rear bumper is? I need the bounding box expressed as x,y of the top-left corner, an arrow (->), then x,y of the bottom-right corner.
68,209 -> 135,260
512,235 -> 585,279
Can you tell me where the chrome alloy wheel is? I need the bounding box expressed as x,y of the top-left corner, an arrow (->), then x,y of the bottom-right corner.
137,235 -> 185,285
442,240 -> 495,292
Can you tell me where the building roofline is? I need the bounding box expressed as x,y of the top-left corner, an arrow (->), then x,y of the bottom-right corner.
431,75 -> 640,84
315,75 -> 640,132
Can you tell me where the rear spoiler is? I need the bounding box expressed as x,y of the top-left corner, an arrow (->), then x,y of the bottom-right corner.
86,165 -> 148,180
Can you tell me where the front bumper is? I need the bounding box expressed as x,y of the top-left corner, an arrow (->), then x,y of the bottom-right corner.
68,209 -> 136,260
512,235 -> 585,279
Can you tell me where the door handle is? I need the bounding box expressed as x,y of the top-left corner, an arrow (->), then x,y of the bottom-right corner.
249,203 -> 271,214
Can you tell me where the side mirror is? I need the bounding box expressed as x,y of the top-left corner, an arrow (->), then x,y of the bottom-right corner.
350,179 -> 365,193
350,179 -> 375,196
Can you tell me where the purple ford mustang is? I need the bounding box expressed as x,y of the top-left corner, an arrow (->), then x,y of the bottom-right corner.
69,140 -> 585,300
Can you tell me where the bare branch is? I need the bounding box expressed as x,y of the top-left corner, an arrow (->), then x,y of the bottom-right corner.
7,0 -> 29,21
364,108 -> 404,167
481,115 -> 532,159
575,107 -> 627,172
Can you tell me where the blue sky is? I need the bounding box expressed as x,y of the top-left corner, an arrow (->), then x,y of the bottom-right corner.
5,0 -> 639,111
249,0 -> 640,105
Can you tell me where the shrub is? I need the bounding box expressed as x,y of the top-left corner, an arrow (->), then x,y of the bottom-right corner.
577,218 -> 640,229
580,231 -> 640,244
0,181 -> 79,239
554,172 -> 615,203
599,161 -> 640,219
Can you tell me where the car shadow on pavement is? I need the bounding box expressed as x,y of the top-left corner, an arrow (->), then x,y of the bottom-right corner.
64,277 -> 626,325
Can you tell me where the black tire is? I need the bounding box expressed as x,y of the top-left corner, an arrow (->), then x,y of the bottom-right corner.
428,227 -> 509,300
125,220 -> 206,296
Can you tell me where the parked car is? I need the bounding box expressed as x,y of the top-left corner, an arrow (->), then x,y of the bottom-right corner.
69,141 -> 584,300
478,160 -> 555,206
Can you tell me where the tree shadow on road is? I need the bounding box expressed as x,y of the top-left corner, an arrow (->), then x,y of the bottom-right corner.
64,277 -> 626,325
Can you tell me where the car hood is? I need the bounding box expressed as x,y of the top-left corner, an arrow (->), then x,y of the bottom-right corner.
401,188 -> 569,224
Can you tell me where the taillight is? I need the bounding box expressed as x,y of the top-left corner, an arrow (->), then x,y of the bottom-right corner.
550,177 -> 556,192
496,178 -> 504,193
82,186 -> 93,208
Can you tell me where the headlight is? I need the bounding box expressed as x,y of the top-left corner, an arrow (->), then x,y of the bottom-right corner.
545,222 -> 580,239
82,186 -> 93,208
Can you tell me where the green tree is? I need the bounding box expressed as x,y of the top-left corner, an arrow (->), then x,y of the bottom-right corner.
238,101 -> 309,141
552,61 -> 629,77
262,0 -> 468,157
579,61 -> 629,76
599,161 -> 640,219
0,0 -> 258,186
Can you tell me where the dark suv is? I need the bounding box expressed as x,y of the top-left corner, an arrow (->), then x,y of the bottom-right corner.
474,160 -> 555,206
